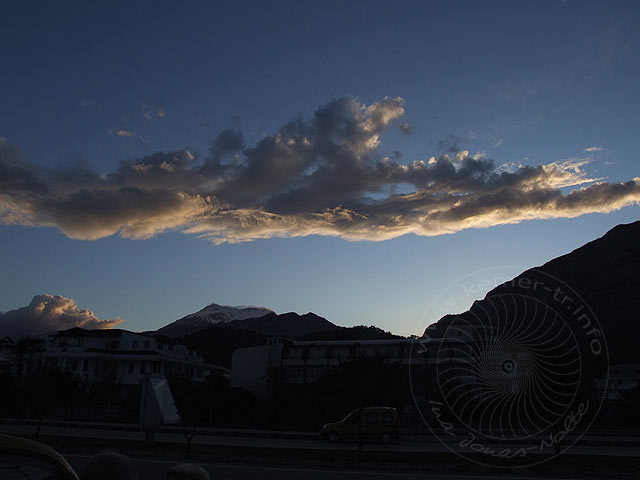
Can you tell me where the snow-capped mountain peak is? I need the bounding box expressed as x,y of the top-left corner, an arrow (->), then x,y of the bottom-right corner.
156,302 -> 274,337
182,303 -> 274,324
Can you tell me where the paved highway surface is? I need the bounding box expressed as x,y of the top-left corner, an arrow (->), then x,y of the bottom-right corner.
1,423 -> 639,457
65,454 -> 605,480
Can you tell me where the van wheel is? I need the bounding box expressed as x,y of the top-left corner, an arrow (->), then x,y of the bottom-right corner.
380,433 -> 391,444
328,432 -> 339,443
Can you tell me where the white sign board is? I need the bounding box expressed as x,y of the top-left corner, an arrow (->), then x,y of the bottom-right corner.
140,374 -> 180,429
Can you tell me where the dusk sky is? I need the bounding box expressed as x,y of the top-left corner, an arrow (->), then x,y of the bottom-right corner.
1,0 -> 639,336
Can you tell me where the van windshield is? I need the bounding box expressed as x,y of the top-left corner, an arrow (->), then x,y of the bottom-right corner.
341,413 -> 355,423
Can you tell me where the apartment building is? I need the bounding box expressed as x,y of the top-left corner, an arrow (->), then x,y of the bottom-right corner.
230,333 -> 478,397
22,327 -> 227,386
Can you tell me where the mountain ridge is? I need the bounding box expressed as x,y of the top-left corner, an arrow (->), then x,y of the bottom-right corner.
156,306 -> 339,339
425,220 -> 640,363
156,302 -> 274,337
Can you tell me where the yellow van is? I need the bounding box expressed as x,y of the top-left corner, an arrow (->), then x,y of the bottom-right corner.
320,406 -> 399,444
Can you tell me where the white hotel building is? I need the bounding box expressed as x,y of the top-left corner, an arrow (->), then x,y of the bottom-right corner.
28,327 -> 227,388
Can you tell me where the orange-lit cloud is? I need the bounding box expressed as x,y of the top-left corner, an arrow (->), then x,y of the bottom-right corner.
115,129 -> 136,137
0,294 -> 123,338
0,97 -> 639,245
142,104 -> 166,120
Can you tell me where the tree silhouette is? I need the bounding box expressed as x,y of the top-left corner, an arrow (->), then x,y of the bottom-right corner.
169,378 -> 211,445
19,366 -> 82,436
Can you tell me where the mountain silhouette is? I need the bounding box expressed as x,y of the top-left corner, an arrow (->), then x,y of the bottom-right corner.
223,311 -> 339,338
425,220 -> 640,364
157,308 -> 339,339
156,302 -> 273,337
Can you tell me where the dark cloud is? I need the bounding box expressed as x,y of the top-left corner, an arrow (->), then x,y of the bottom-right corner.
44,186 -> 220,240
0,142 -> 48,194
115,150 -> 201,191
203,128 -> 244,175
436,134 -> 463,153
0,294 -> 123,339
0,98 -> 638,244
399,121 -> 413,135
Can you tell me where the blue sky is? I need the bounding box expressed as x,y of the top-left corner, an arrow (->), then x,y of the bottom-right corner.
1,0 -> 639,336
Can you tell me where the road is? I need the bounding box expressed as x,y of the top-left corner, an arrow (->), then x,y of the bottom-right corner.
65,454 -> 599,480
1,423 -> 639,458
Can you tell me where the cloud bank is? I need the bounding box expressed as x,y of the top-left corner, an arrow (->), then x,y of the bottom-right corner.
1,97 -> 639,244
0,294 -> 123,339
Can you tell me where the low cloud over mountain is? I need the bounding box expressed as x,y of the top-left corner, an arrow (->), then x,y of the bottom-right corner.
1,97 -> 639,244
0,294 -> 123,339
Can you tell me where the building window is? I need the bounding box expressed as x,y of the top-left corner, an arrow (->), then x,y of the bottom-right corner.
309,348 -> 325,359
78,337 -> 85,347
82,360 -> 88,371
132,340 -> 138,349
306,366 -> 325,381
357,347 -> 374,357
284,367 -> 303,382
110,341 -> 119,349
128,362 -> 134,374
140,362 -> 146,374
157,343 -> 163,350
333,348 -> 350,360
168,344 -> 174,351
382,347 -> 397,358
287,348 -> 303,359
144,340 -> 150,349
